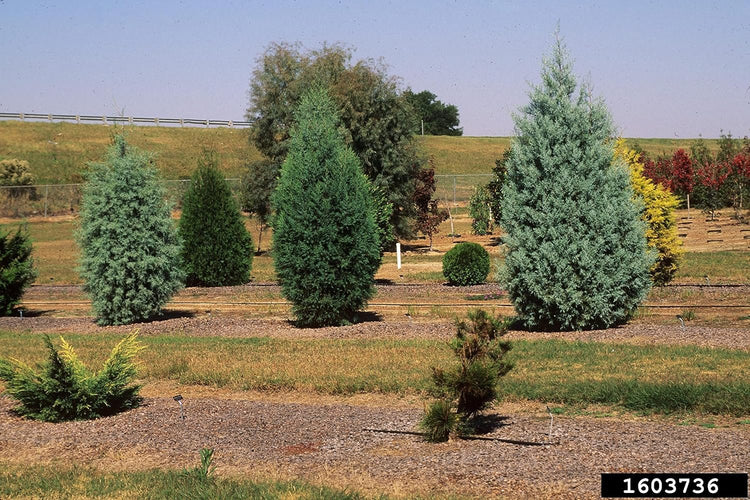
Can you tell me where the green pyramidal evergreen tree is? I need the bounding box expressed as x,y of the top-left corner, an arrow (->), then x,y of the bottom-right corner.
500,37 -> 652,331
179,150 -> 253,286
78,136 -> 184,325
272,86 -> 381,327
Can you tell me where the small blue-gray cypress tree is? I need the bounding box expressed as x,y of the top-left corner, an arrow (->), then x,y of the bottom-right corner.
499,37 -> 652,331
272,86 -> 380,327
78,136 -> 184,325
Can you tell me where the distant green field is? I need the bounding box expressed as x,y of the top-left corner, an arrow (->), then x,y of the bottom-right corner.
0,121 -> 721,184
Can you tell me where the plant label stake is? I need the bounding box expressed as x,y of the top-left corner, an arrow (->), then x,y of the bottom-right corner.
546,405 -> 554,444
173,395 -> 185,420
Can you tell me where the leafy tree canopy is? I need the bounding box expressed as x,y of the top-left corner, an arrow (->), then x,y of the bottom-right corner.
246,42 -> 423,238
404,89 -> 463,136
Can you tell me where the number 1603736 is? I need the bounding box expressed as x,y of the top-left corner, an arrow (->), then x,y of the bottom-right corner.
601,473 -> 748,498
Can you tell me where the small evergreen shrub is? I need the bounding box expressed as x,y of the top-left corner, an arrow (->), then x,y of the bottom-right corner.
419,399 -> 460,443
77,136 -> 184,325
442,242 -> 490,286
0,332 -> 144,422
420,310 -> 513,442
0,225 -> 37,315
179,151 -> 253,286
272,87 -> 381,327
468,185 -> 492,235
0,158 -> 35,188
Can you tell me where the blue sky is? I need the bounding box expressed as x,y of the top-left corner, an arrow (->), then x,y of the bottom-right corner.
1,0 -> 748,138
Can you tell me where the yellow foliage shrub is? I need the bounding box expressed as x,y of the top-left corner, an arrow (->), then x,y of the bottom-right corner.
616,139 -> 683,285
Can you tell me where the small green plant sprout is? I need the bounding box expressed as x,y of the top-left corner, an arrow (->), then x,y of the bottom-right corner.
0,332 -> 144,422
182,448 -> 216,482
681,309 -> 696,321
419,309 -> 513,442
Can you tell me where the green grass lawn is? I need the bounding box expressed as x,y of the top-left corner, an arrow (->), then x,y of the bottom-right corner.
1,121 -> 720,183
676,251 -> 750,283
0,464 -> 376,500
2,332 -> 748,415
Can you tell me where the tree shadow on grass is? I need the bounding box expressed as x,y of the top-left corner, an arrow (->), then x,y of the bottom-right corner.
143,309 -> 196,323
286,310 -> 384,329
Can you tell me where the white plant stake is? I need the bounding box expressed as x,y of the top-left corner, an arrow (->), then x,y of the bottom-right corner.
546,405 -> 554,444
396,242 -> 401,270
677,315 -> 685,330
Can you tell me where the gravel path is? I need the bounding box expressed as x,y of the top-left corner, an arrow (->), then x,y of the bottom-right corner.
1,395 -> 748,499
1,315 -> 749,350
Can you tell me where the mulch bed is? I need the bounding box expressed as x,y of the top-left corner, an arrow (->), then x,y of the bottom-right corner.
1,395 -> 748,499
1,315 -> 749,350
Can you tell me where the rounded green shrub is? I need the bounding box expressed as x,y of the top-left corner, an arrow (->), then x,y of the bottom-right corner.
272,86 -> 381,327
179,151 -> 253,286
442,242 -> 490,286
78,136 -> 184,325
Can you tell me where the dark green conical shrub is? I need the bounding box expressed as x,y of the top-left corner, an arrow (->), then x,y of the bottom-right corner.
442,242 -> 490,286
499,36 -> 651,331
78,136 -> 184,325
179,151 -> 253,286
0,224 -> 37,315
272,86 -> 380,327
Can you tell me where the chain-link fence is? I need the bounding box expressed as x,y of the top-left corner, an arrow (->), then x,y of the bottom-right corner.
0,179 -> 243,218
435,174 -> 493,206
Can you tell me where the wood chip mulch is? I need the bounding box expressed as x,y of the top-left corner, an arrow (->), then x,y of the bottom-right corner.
1,395 -> 749,499
1,315 -> 749,350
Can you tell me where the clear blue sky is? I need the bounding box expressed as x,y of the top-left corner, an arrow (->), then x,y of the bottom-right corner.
1,0 -> 748,138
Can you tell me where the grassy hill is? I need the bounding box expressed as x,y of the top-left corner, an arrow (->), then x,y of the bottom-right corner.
0,120 -> 721,184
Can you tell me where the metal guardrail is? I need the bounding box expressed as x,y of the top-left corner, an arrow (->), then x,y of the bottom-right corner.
0,112 -> 252,128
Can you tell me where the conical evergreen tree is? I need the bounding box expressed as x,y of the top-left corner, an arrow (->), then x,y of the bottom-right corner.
179,151 -> 253,286
272,87 -> 380,327
78,136 -> 184,325
499,37 -> 652,331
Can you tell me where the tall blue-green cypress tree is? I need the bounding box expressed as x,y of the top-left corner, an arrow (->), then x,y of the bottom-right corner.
272,86 -> 380,327
78,136 -> 184,325
500,37 -> 652,331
